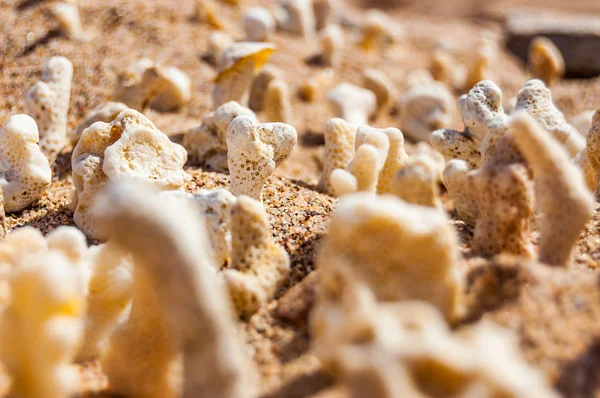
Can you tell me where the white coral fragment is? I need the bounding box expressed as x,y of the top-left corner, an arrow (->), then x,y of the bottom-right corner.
0,115 -> 52,213
243,7 -> 276,42
94,181 -> 256,398
528,36 -> 565,86
399,74 -> 454,142
226,115 -> 297,201
319,24 -> 344,67
392,155 -> 441,208
52,1 -> 86,40
26,56 -> 73,165
363,68 -> 396,111
71,102 -> 128,146
264,78 -> 292,123
213,42 -> 276,108
327,83 -> 376,126
317,118 -> 357,196
72,109 -> 188,239
275,0 -> 316,38
0,227 -> 87,398
511,113 -> 594,266
204,31 -> 233,66
222,196 -> 290,318
184,101 -> 257,171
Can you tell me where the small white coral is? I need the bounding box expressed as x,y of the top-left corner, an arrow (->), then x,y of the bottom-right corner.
26,56 -> 73,164
71,102 -> 128,146
317,118 -> 357,196
318,24 -> 344,67
0,115 -> 52,213
327,83 -> 376,126
113,60 -> 191,112
464,35 -> 494,90
52,1 -> 86,40
94,181 -> 256,398
248,64 -> 281,112
298,68 -> 335,102
442,159 -> 478,225
221,196 -> 290,319
514,79 -> 584,157
204,31 -> 233,66
392,155 -> 441,208
331,127 -> 389,196
78,242 -> 133,362
363,68 -> 396,111
72,109 -> 188,239
213,42 -> 276,108
243,7 -> 276,42
275,0 -> 316,38
511,113 -> 594,266
399,74 -> 454,142
184,101 -> 257,171
0,227 -> 87,398
226,115 -> 297,201
264,78 -> 292,123
357,9 -> 396,53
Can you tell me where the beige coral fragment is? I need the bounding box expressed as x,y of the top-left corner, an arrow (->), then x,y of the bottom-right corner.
317,118 -> 357,196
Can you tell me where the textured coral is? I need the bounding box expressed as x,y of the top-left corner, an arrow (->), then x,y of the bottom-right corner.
264,78 -> 292,123
317,118 -> 357,196
392,155 -> 441,208
72,109 -> 188,239
248,65 -> 281,112
222,196 -> 290,319
274,0 -> 316,38
0,115 -> 52,213
227,115 -> 297,201
184,101 -> 257,171
363,68 -> 396,111
71,102 -> 128,146
26,56 -> 73,164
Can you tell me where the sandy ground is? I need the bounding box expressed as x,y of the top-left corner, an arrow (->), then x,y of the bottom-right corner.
2,0 -> 600,397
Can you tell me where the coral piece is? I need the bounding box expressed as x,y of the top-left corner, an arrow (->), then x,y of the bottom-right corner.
264,78 -> 292,123
26,56 -> 73,165
373,127 -> 408,194
330,127 -> 389,196
222,196 -> 290,319
317,118 -> 357,196
429,47 -> 465,88
511,113 -> 594,266
319,24 -> 344,67
392,155 -> 441,208
463,35 -> 493,90
442,159 -> 478,225
152,66 -> 192,112
71,102 -> 128,146
585,109 -> 600,194
357,9 -> 393,53
204,31 -> 233,66
313,193 -> 462,320
514,79 -> 584,157
94,181 -> 256,398
399,74 -> 454,142
196,0 -> 226,30
275,0 -> 316,38
314,294 -> 558,398
528,36 -> 565,86
52,1 -> 86,40
0,115 -> 52,213
327,83 -> 376,126
243,7 -> 276,41
362,68 -> 396,111
184,101 -> 257,171
0,227 -> 86,398
190,188 -> 238,269
78,242 -> 133,362
72,109 -> 188,239
213,42 -> 276,108
298,68 -> 334,102
226,115 -> 297,201
248,64 -> 281,112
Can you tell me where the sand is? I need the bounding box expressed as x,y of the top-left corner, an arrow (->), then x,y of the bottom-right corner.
2,0 -> 600,396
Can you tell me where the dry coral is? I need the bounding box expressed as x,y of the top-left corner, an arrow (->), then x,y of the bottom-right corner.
392,154 -> 442,208
243,7 -> 276,42
317,118 -> 357,196
0,227 -> 88,398
184,101 -> 257,171
26,56 -> 73,165
221,196 -> 290,319
213,42 -> 276,108
248,64 -> 281,112
528,36 -> 565,86
71,101 -> 128,146
52,1 -> 86,40
274,0 -> 316,38
72,109 -> 188,239
264,78 -> 293,123
94,181 -> 256,398
0,115 -> 52,213
327,83 -> 376,126
226,115 -> 297,201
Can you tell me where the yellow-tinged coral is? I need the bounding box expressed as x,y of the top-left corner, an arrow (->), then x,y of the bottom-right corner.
327,83 -> 376,127
392,154 -> 442,208
317,118 -> 357,196
528,36 -> 565,86
221,196 -> 290,319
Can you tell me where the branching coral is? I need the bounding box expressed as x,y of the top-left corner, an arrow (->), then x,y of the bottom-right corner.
26,56 -> 73,164
94,181 -> 256,398
184,101 -> 257,171
226,115 -> 297,201
221,196 -> 290,319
